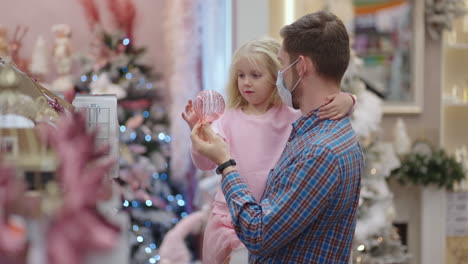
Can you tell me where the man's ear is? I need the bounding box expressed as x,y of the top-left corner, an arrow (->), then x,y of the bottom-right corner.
299,55 -> 315,77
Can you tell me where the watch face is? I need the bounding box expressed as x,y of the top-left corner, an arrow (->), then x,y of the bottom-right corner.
412,140 -> 433,156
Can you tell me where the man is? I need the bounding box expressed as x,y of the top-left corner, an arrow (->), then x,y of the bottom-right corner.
191,11 -> 364,263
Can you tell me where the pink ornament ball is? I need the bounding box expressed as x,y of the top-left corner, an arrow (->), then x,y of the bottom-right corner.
193,90 -> 225,122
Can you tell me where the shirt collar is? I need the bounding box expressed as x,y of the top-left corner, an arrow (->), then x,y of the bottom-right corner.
291,108 -> 322,136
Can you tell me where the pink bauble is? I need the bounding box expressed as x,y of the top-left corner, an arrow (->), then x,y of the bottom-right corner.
193,90 -> 225,122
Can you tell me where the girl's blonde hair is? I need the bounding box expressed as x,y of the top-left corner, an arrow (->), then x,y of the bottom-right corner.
226,38 -> 283,109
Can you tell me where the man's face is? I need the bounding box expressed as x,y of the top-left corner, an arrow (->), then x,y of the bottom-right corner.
278,44 -> 301,110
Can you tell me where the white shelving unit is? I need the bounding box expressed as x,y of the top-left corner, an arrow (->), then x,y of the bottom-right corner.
440,16 -> 468,264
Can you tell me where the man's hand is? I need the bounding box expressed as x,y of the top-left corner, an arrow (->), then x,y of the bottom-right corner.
190,122 -> 231,165
181,100 -> 199,130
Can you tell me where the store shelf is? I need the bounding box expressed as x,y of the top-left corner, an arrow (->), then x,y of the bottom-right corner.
446,43 -> 468,50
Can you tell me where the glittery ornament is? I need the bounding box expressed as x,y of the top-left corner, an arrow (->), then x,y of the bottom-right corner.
192,90 -> 225,122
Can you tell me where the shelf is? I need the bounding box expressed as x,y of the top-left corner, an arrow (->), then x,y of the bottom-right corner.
446,43 -> 468,50
444,102 -> 468,107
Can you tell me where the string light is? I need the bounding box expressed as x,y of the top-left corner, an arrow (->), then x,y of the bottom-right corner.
371,168 -> 377,175
149,243 -> 157,249
132,201 -> 140,208
177,200 -> 185,207
125,73 -> 133,80
145,135 -> 152,142
357,244 -> 365,251
122,38 -> 130,46
149,258 -> 156,264
81,75 -> 87,82
137,236 -> 144,243
133,225 -> 139,231
120,125 -> 126,133
145,247 -> 152,254
145,221 -> 152,228
164,136 -> 171,143
123,200 -> 130,207
181,212 -> 188,218
130,132 -> 137,140
160,173 -> 167,180
158,133 -> 165,140
146,83 -> 153,89
143,111 -> 149,118
92,75 -> 98,82
145,200 -> 153,207
175,194 -> 183,200
167,195 -> 174,202
152,173 -> 159,179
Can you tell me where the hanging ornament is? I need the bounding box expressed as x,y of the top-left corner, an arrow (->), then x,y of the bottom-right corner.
192,90 -> 225,122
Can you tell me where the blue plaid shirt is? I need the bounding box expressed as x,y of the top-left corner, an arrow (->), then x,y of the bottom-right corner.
222,109 -> 364,263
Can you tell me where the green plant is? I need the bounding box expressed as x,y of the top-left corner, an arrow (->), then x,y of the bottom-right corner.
391,149 -> 465,190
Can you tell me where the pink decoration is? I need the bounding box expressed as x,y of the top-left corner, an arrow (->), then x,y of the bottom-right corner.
38,112 -> 120,264
192,90 -> 225,123
165,0 -> 202,185
0,162 -> 27,260
47,98 -> 65,113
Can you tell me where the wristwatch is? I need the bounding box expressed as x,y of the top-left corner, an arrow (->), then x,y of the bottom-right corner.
216,159 -> 236,175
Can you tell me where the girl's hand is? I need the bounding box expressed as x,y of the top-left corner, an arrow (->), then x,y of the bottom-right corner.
317,93 -> 355,120
181,100 -> 199,130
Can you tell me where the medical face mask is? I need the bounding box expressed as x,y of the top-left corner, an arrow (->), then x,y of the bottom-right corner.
276,58 -> 302,107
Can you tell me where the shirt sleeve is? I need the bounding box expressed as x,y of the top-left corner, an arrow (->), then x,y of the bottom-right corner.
221,145 -> 339,256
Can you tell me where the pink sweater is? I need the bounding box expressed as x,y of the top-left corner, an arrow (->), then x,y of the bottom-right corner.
191,104 -> 301,208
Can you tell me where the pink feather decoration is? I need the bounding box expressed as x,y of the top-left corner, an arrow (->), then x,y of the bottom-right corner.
78,0 -> 101,29
38,112 -> 120,264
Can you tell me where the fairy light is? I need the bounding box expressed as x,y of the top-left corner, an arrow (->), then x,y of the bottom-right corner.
120,125 -> 126,133
92,75 -> 98,82
177,200 -> 185,207
122,38 -> 130,46
357,244 -> 365,251
81,75 -> 87,82
371,168 -> 377,175
137,236 -> 144,243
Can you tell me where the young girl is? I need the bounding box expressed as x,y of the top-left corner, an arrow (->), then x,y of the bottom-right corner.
182,38 -> 355,264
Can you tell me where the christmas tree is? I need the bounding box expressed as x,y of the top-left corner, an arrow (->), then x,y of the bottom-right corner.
76,1 -> 190,263
342,54 -> 410,264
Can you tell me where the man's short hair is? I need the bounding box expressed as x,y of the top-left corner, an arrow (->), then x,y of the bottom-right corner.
280,11 -> 350,84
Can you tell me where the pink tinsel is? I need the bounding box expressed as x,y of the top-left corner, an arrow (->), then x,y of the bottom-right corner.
38,112 -> 120,264
165,0 -> 202,185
